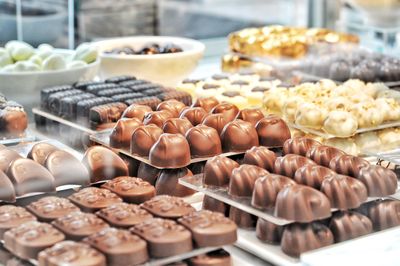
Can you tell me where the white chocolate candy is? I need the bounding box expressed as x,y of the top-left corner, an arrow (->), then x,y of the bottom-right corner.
375,98 -> 400,122
282,96 -> 305,122
13,61 -> 40,72
0,48 -> 12,68
324,138 -> 358,156
349,102 -> 384,128
42,54 -> 66,71
323,110 -> 358,137
378,128 -> 400,150
28,55 -> 43,67
324,97 -> 351,111
73,43 -> 98,64
364,82 -> 389,99
6,41 -> 34,61
295,102 -> 328,129
354,132 -> 381,154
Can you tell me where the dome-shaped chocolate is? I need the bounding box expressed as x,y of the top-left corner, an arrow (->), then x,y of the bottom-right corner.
256,218 -> 283,244
329,211 -> 373,242
281,222 -> 334,257
27,143 -> 58,166
185,125 -> 222,158
357,199 -> 400,231
137,162 -> 160,185
320,174 -> 367,210
229,206 -> 257,229
179,107 -> 208,126
0,149 -> 22,172
156,99 -> 186,117
243,146 -> 277,172
255,115 -> 291,147
149,133 -> 191,168
228,164 -> 268,198
274,154 -> 316,178
211,102 -> 239,122
236,108 -> 264,126
130,124 -> 163,156
143,110 -> 174,127
202,195 -> 229,216
306,145 -> 346,167
221,120 -> 259,152
202,114 -> 229,135
162,118 -> 193,135
275,185 -> 331,222
283,137 -> 321,156
203,156 -> 239,187
357,165 -> 398,197
251,174 -> 296,209
191,97 -> 219,112
122,104 -> 152,120
155,168 -> 195,197
109,118 -> 143,148
294,165 -> 335,189
329,154 -> 370,178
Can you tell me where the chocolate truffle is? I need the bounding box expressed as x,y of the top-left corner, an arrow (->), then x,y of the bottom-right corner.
179,107 -> 208,126
27,196 -> 80,222
122,104 -> 152,120
329,154 -> 370,178
101,176 -> 155,204
155,168 -> 195,197
0,149 -> 22,172
255,115 -> 291,147
7,158 -> 55,196
306,145 -> 346,167
137,162 -> 160,185
202,114 -> 229,135
294,165 -> 335,189
186,125 -> 222,158
220,120 -> 259,152
69,187 -> 122,213
256,218 -> 283,244
321,174 -> 368,210
4,221 -> 65,260
38,241 -> 106,266
211,103 -> 239,122
82,146 -> 129,183
275,185 -> 331,222
329,211 -> 373,242
274,154 -> 316,178
143,110 -> 174,127
358,199 -> 400,231
163,118 -> 193,135
130,218 -> 193,258
243,146 -> 276,172
228,164 -> 268,198
130,124 -> 163,156
203,156 -> 239,187
236,108 -> 264,126
178,210 -> 237,247
357,165 -> 398,197
202,195 -> 229,216
281,222 -> 334,257
109,118 -> 143,148
228,207 -> 257,229
27,142 -> 58,165
83,228 -> 149,266
0,170 -> 15,202
149,133 -> 191,168
189,250 -> 232,266
140,195 -> 195,219
44,150 -> 90,187
283,137 -> 321,156
52,212 -> 109,241
157,99 -> 186,117
191,97 -> 219,112
0,205 -> 36,240
96,202 -> 153,228
251,174 -> 296,209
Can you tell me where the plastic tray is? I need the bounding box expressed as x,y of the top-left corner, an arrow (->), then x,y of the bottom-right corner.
0,129 -> 36,145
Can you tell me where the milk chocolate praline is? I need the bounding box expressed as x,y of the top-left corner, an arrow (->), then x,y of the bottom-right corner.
329,154 -> 370,178
0,205 -> 37,239
137,162 -> 160,185
163,118 -> 193,135
255,115 -> 291,147
155,168 -> 195,197
357,165 -> 398,197
189,250 -> 232,266
140,195 -> 195,219
143,110 -> 174,127
357,199 -> 400,231
243,146 -> 276,172
0,149 -> 22,172
157,99 -> 186,117
211,102 -> 239,122
202,195 -> 230,216
283,137 -> 321,156
203,156 -> 239,187
228,207 -> 257,229
110,118 -> 143,148
274,154 -> 316,178
179,107 -> 208,126
192,97 -> 220,112
256,218 -> 283,244
294,165 -> 335,189
202,113 -> 229,135
329,211 -> 373,242
306,145 -> 346,167
130,124 -> 163,156
236,108 -> 264,126
228,164 -> 268,198
221,120 -> 259,152
0,170 -> 15,202
185,125 -> 222,157
27,142 -> 58,165
149,133 -> 191,168
122,104 -> 152,120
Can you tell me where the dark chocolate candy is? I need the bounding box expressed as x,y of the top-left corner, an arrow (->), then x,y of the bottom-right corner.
68,187 -> 122,213
191,97 -> 219,112
47,90 -> 82,113
140,195 -> 195,219
255,115 -> 291,147
40,85 -> 72,108
179,107 -> 208,126
203,156 -> 239,188
149,133 -> 191,168
185,125 -> 222,158
163,118 -> 193,135
329,211 -> 372,242
243,146 -> 276,172
155,168 -> 195,197
106,75 -> 136,84
211,103 -> 239,122
26,196 -> 80,222
76,97 -> 114,125
59,93 -> 96,119
125,97 -> 162,110
119,79 -> 148,89
228,164 -> 269,198
74,81 -> 104,91
111,92 -> 144,103
130,124 -> 163,157
236,108 -> 264,126
96,87 -> 132,97
228,207 -> 256,229
158,91 -> 192,106
256,218 -> 283,244
86,83 -> 118,94
0,205 -> 36,240
220,120 -> 259,152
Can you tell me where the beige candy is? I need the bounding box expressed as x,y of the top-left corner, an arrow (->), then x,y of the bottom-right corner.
378,128 -> 400,150
364,82 -> 389,99
295,102 -> 328,129
323,110 -> 358,137
349,102 -> 384,128
375,98 -> 400,122
324,138 -> 358,156
354,132 -> 381,154
324,97 -> 351,111
282,96 -> 305,122
263,88 -> 289,115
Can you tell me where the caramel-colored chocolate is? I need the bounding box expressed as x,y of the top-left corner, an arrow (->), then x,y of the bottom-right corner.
186,125 -> 222,158
211,103 -> 239,122
110,118 -> 143,148
203,156 -> 239,187
163,118 -> 193,135
255,115 -> 291,147
155,168 -> 195,197
130,124 -> 163,156
228,164 -> 268,198
179,107 -> 208,126
149,133 -> 191,168
157,99 -> 187,117
236,108 -> 264,126
221,120 -> 259,152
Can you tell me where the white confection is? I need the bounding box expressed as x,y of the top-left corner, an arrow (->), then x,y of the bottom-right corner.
323,110 -> 358,137
13,61 -> 40,72
6,41 -> 34,61
28,55 -> 43,67
364,82 -> 389,99
378,90 -> 400,102
263,88 -> 289,115
324,97 -> 351,111
318,79 -> 337,91
331,84 -> 359,98
375,98 -> 400,122
42,54 -> 66,71
342,79 -> 365,91
354,132 -> 381,154
295,102 -> 328,129
216,94 -> 248,109
73,43 -> 98,63
0,48 -> 12,68
324,138 -> 358,156
349,102 -> 384,128
282,96 -> 305,122
378,128 -> 400,150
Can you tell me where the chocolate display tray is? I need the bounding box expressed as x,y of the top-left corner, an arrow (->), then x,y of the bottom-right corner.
0,130 -> 36,145
179,174 -> 400,226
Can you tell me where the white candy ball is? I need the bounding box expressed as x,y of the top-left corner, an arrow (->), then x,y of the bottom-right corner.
42,54 -> 66,71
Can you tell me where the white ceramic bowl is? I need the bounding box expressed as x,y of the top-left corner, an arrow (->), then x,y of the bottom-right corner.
96,36 -> 205,86
346,0 -> 400,27
0,49 -> 100,109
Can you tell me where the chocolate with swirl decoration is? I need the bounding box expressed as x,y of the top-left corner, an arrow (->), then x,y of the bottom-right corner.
357,165 -> 398,197
220,120 -> 259,152
356,199 -> 400,231
274,154 -> 316,178
329,211 -> 372,242
294,165 -> 335,189
27,196 -> 80,222
228,164 -> 269,198
203,156 -> 239,188
243,146 -> 277,172
68,187 -> 122,213
306,145 -> 345,167
283,137 -> 321,156
256,218 -> 283,244
109,118 -> 143,148
140,195 -> 195,219
329,154 -> 370,178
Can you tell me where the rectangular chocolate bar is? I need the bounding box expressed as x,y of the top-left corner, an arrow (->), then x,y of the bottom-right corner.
119,80 -> 149,88
76,97 -> 114,125
142,88 -> 165,96
96,87 -> 132,97
86,83 -> 118,94
125,96 -> 161,110
40,85 -> 73,109
47,89 -> 83,114
111,92 -> 144,103
59,93 -> 95,119
74,81 -> 104,91
89,102 -> 127,124
105,75 -> 137,84
129,83 -> 162,93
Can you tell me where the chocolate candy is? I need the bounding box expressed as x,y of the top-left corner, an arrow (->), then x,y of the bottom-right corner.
27,142 -> 58,165
130,124 -> 163,156
191,97 -> 219,112
149,133 -> 191,168
306,145 -> 346,167
89,102 -> 127,124
106,75 -> 136,84
143,110 -> 174,127
228,164 -> 268,198
157,99 -> 187,117
26,196 -> 79,223
251,174 -> 296,209
97,87 -> 131,97
60,93 -> 96,119
281,222 -> 334,257
321,174 -> 368,210
243,146 -> 276,172
47,90 -> 83,114
125,97 -> 162,110
96,202 -> 153,228
186,125 -> 222,158
357,199 -> 400,231
122,104 -> 152,120
7,158 -> 55,196
256,218 -> 283,244
69,187 -> 122,213
140,195 -> 195,219
112,92 -> 144,103
38,241 -> 106,266
274,154 -> 316,178
0,149 -> 22,172
179,107 -> 208,126
76,97 -> 114,124
137,162 -> 160,185
83,228 -> 149,266
109,118 -> 143,148
163,118 -> 193,135
0,206 -> 36,239
155,168 -> 195,197
211,103 -> 239,122
74,81 -> 104,91
159,91 -> 192,106
0,105 -> 28,136
236,108 -> 264,126
0,170 -> 15,202
86,83 -> 118,94
40,85 -> 72,108
294,165 -> 335,189
45,150 -> 90,187
202,195 -> 230,216
329,211 -> 372,242
4,221 -> 65,260
189,250 -> 232,266
203,156 -> 239,187
202,114 -> 229,135
130,218 -> 193,258
255,115 -> 291,147
221,120 -> 259,152
283,137 -> 321,156
329,154 -> 370,178
101,176 -> 155,204
82,146 -> 128,183
228,207 -> 256,229
357,165 -> 398,197
178,210 -> 237,247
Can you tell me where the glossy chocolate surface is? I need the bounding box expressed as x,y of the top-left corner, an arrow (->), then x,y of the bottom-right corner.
69,187 -> 122,212
329,154 -> 370,178
357,165 -> 398,197
179,107 -> 208,126
163,118 -> 193,135
137,162 -> 160,185
203,156 -> 239,187
294,165 -> 335,189
211,103 -> 239,122
192,97 -> 220,112
220,120 -> 259,152
157,99 -> 186,117
122,104 -> 152,120
109,118 -> 143,148
130,124 -> 163,156
149,133 -> 191,168
255,115 -> 291,147
0,205 -> 36,239
27,142 -> 58,165
283,137 -> 321,156
306,145 -> 346,167
202,195 -> 230,216
228,164 -> 268,198
274,154 -> 316,178
228,207 -> 256,229
202,114 -> 229,135
140,195 -> 195,219
256,218 -> 283,244
0,149 -> 22,172
243,146 -> 276,172
189,249 -> 232,266
186,125 -> 222,157
27,196 -> 80,222
329,211 -> 372,242
236,108 -> 264,126
0,170 -> 15,202
143,110 -> 174,127
155,168 -> 195,197
357,199 -> 400,231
